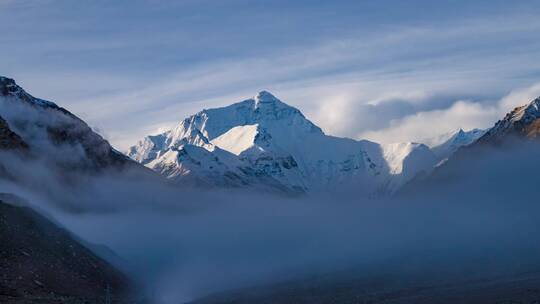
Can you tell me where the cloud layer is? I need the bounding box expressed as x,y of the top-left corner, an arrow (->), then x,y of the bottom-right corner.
5,138 -> 540,303
360,83 -> 540,143
1,1 -> 540,148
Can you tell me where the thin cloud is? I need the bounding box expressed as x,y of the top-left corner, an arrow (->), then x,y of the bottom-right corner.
2,4 -> 540,149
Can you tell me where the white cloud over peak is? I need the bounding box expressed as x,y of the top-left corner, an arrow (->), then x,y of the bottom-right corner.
359,83 -> 540,144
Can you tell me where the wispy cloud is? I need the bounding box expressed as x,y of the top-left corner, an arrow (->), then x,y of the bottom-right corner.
2,1 -> 540,148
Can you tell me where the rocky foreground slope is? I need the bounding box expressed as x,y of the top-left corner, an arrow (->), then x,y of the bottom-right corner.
0,76 -> 152,302
0,196 -> 136,304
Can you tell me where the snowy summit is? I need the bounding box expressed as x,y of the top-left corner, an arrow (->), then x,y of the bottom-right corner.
128,91 -> 439,194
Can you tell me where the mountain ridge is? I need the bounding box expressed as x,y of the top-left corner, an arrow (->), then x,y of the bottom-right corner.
478,97 -> 540,143
429,128 -> 487,160
398,95 -> 540,198
128,91 -> 439,195
0,76 -> 156,175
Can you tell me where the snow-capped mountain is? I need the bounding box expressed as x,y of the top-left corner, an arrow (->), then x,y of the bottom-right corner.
426,128 -> 487,160
478,97 -> 540,143
399,95 -> 540,197
128,91 -> 438,194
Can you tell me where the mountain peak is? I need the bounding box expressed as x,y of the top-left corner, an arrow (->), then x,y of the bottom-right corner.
477,96 -> 540,143
0,76 -> 58,108
255,90 -> 277,100
506,96 -> 540,124
428,128 -> 487,159
0,76 -> 22,97
128,90 -> 443,194
0,76 -> 16,86
521,96 -> 540,115
254,90 -> 281,108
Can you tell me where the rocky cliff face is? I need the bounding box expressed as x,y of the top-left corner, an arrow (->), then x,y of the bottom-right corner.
478,97 -> 540,144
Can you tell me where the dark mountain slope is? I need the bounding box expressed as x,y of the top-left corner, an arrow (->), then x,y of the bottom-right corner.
0,76 -> 139,172
0,76 -> 162,212
0,196 -> 136,304
0,116 -> 28,150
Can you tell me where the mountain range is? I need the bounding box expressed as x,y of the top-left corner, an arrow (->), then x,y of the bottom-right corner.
3,75 -> 540,303
127,91 -> 488,195
3,75 -> 539,198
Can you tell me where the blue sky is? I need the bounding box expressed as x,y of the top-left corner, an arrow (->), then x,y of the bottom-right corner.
2,0 -> 540,149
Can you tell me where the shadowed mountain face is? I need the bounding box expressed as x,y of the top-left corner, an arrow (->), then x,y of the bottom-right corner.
0,116 -> 28,180
0,76 -> 137,172
0,197 -> 134,304
0,116 -> 28,150
0,78 -> 151,302
0,76 -> 160,212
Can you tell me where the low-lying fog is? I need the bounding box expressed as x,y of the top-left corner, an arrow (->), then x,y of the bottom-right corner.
3,140 -> 540,303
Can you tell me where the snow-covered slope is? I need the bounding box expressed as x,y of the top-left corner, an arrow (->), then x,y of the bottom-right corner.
383,142 -> 437,175
381,142 -> 438,190
427,128 -> 487,160
211,124 -> 261,156
128,91 -> 438,194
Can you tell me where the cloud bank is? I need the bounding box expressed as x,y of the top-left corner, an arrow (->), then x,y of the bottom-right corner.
361,83 -> 540,143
